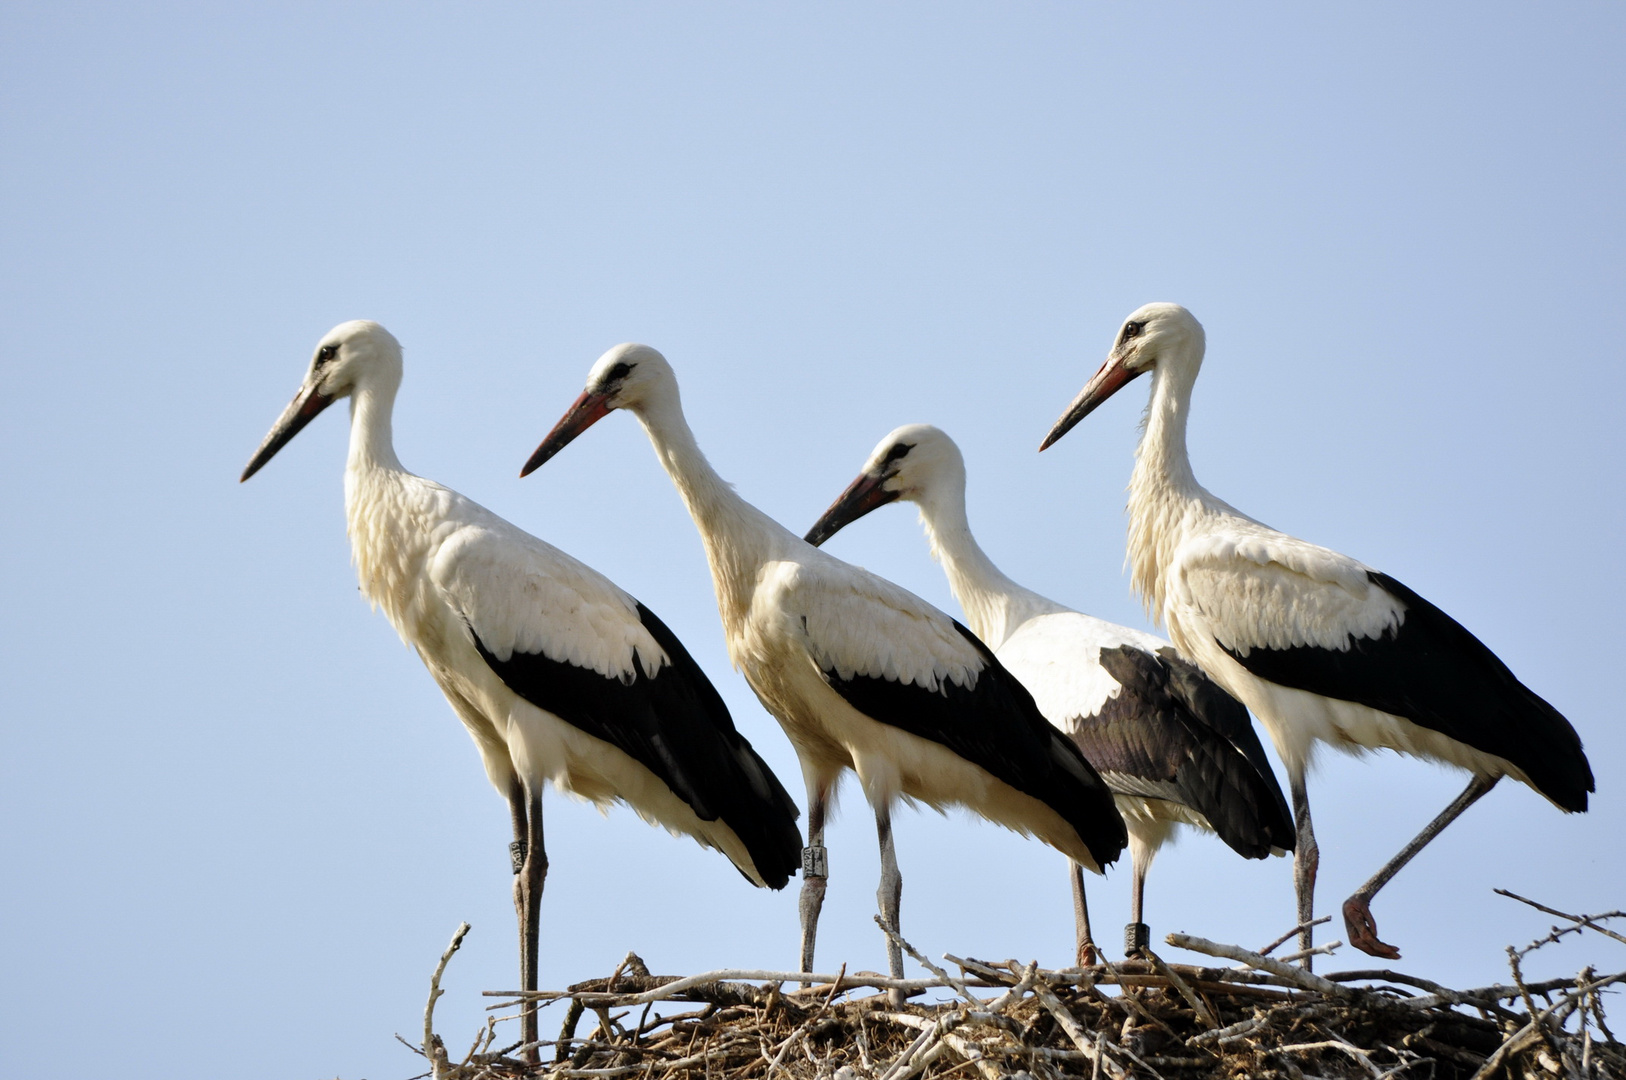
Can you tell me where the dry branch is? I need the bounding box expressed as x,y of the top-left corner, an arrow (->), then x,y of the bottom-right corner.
413,892 -> 1622,1080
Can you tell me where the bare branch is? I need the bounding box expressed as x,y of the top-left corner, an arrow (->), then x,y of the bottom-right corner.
423,922 -> 470,1080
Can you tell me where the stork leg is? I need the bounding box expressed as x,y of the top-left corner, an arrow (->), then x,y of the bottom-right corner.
874,802 -> 905,1006
1125,855 -> 1150,959
508,777 -> 547,1062
1344,774 -> 1497,960
1290,773 -> 1320,970
797,784 -> 830,984
1070,861 -> 1099,967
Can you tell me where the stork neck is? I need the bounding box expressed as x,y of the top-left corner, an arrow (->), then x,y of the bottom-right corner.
1136,362 -> 1200,491
636,393 -> 739,525
346,380 -> 405,476
632,392 -> 785,633
1127,359 -> 1210,621
341,376 -> 420,629
916,486 -> 1062,649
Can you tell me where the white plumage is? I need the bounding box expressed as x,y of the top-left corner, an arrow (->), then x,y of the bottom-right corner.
241,322 -> 802,1056
523,345 -> 1126,984
1042,302 -> 1592,963
998,615 -> 1166,735
803,423 -> 1292,961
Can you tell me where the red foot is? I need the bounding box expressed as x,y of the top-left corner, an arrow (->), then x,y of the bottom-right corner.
1343,897 -> 1402,960
1077,940 -> 1100,968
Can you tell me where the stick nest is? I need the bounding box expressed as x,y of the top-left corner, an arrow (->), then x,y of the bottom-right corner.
414,892 -> 1625,1080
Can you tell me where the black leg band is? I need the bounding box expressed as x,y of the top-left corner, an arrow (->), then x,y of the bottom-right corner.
1125,922 -> 1150,955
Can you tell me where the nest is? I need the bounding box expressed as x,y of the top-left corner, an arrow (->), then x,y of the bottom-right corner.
414,891 -> 1625,1080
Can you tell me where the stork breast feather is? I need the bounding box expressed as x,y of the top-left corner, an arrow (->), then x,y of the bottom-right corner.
1175,532 -> 1404,654
431,526 -> 666,681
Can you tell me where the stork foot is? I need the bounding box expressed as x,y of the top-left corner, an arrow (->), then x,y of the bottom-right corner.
1076,938 -> 1100,968
1343,896 -> 1401,960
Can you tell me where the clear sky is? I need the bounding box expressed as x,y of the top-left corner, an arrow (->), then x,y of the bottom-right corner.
2,4 -> 1622,1078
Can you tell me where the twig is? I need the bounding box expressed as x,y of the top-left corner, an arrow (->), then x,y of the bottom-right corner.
761,965 -> 847,1078
1188,1015 -> 1260,1047
1274,1038 -> 1382,1077
1271,940 -> 1344,965
1166,931 -> 1352,998
1258,916 -> 1333,957
1031,980 -> 1127,1080
1144,948 -> 1219,1029
423,922 -> 471,1080
875,1013 -> 999,1080
487,969 -> 971,1007
1093,954 -> 1180,1038
981,961 -> 1038,1013
1326,969 -> 1451,995
870,915 -> 978,1004
1495,890 -> 1626,949
1469,971 -> 1626,1080
1507,945 -> 1561,1060
875,1012 -> 951,1080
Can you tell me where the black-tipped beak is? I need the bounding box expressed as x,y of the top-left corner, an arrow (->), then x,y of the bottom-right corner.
521,390 -> 612,477
240,380 -> 337,482
804,470 -> 899,547
1039,353 -> 1143,451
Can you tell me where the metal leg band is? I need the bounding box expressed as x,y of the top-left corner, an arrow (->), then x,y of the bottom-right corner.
801,844 -> 828,879
509,840 -> 527,874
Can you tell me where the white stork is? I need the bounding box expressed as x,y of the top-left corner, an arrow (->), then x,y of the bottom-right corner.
520,345 -> 1127,986
240,321 -> 803,1054
803,423 -> 1295,962
1041,303 -> 1594,962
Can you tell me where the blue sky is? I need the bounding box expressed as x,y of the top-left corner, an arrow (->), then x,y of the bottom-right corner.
2,5 -> 1622,1078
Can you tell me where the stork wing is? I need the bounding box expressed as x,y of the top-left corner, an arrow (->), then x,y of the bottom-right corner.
762,561 -> 1127,867
998,612 -> 1293,859
432,523 -> 802,887
1173,529 -> 1404,654
1174,529 -> 1592,812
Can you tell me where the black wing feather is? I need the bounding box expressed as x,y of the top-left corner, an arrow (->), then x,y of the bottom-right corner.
1222,571 -> 1592,812
1072,645 -> 1294,858
818,621 -> 1128,869
471,602 -> 804,888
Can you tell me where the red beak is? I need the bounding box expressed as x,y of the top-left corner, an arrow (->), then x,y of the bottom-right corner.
1039,353 -> 1143,451
521,390 -> 613,477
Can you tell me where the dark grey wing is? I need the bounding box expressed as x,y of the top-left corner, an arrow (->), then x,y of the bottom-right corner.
1068,645 -> 1293,858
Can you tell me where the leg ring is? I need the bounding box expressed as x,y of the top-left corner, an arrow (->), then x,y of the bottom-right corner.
1125,922 -> 1150,956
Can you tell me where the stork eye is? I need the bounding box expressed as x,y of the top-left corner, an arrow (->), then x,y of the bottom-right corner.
1121,322 -> 1144,341
884,442 -> 913,464
315,344 -> 338,365
607,361 -> 633,382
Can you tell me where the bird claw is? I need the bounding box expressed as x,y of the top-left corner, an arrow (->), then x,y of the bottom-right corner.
1343,897 -> 1402,960
1077,941 -> 1100,967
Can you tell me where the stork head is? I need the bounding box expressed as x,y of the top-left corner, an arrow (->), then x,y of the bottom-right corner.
805,423 -> 964,547
520,343 -> 674,476
1040,302 -> 1205,450
240,320 -> 402,481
